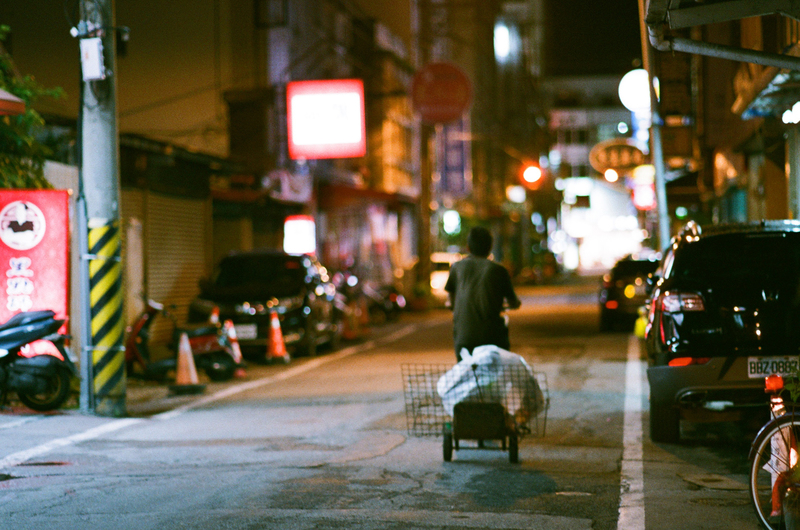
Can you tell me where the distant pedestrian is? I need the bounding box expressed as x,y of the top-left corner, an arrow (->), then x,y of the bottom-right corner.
445,226 -> 521,362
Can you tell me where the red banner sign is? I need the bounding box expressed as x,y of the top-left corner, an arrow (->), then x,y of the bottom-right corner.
0,190 -> 70,326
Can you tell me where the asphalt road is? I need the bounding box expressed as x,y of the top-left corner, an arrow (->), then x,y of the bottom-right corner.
0,276 -> 764,529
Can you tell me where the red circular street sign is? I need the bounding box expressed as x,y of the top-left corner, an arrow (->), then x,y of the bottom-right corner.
411,62 -> 472,124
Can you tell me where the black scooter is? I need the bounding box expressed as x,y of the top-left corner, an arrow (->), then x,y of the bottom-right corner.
0,310 -> 76,411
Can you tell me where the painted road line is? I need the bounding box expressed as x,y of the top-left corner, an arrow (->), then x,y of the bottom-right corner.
617,334 -> 645,530
0,416 -> 44,430
0,418 -> 143,469
0,322 -> 427,468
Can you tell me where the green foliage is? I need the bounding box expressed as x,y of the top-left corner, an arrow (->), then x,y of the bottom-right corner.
0,24 -> 64,189
786,375 -> 800,404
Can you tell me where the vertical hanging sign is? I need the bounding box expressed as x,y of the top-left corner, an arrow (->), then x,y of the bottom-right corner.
0,190 -> 70,324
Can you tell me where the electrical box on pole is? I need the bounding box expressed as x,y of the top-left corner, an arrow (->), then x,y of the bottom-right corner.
76,0 -> 126,416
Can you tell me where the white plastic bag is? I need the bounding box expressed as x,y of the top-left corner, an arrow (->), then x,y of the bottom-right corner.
436,345 -> 545,422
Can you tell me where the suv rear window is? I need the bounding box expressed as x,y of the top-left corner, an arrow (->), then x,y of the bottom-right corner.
211,254 -> 308,297
612,260 -> 658,277
670,233 -> 800,286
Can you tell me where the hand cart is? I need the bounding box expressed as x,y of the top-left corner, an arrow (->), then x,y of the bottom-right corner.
401,362 -> 549,463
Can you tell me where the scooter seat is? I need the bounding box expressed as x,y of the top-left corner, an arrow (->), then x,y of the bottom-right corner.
0,310 -> 56,331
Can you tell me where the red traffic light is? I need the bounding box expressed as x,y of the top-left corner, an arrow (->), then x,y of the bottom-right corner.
520,164 -> 543,189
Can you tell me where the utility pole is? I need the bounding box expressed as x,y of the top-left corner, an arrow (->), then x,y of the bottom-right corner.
414,0 -> 433,305
638,0 -> 671,251
77,0 -> 125,416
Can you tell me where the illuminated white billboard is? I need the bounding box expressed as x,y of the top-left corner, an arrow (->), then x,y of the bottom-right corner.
286,79 -> 366,160
283,215 -> 316,255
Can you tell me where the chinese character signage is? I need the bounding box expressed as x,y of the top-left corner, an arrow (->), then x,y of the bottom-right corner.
0,190 -> 70,324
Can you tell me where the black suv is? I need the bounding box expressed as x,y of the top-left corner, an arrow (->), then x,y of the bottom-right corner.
188,250 -> 342,358
646,221 -> 800,443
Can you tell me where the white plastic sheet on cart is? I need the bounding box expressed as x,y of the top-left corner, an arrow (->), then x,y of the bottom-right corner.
436,345 -> 545,422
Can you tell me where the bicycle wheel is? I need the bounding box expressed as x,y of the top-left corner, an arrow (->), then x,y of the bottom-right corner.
749,413 -> 800,529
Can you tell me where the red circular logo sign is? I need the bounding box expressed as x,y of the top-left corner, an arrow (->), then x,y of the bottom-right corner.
411,62 -> 472,124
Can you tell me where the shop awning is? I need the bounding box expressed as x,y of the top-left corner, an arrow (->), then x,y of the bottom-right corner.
645,0 -> 800,71
0,88 -> 25,116
644,1 -> 800,118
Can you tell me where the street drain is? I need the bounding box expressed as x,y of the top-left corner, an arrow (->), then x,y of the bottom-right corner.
0,474 -> 18,481
17,461 -> 69,467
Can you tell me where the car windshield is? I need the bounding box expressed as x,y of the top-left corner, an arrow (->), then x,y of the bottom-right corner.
670,233 -> 800,288
209,254 -> 307,298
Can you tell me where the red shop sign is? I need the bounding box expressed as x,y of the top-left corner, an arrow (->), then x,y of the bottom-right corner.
0,190 -> 70,326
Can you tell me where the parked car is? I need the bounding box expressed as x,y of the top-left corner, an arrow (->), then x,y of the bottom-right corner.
430,252 -> 462,306
645,220 -> 800,443
598,255 -> 659,332
188,250 -> 341,359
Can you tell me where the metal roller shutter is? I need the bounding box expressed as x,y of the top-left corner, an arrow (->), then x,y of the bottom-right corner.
120,189 -> 146,327
145,191 -> 211,345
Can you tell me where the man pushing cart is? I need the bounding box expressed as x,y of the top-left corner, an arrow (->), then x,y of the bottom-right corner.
401,345 -> 549,463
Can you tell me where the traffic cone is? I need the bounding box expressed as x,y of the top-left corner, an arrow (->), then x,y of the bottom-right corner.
267,309 -> 290,364
223,319 -> 247,378
209,306 -> 220,324
169,332 -> 206,395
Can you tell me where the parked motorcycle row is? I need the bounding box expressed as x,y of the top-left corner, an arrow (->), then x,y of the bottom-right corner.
331,270 -> 406,337
0,271 -> 407,413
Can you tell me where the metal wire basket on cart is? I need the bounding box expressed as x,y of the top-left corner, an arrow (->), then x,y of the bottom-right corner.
401,363 -> 549,463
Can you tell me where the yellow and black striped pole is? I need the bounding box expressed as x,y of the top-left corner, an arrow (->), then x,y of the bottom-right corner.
87,220 -> 126,416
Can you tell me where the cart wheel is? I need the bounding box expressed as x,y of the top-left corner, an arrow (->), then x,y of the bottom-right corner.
508,433 -> 519,464
443,432 -> 453,462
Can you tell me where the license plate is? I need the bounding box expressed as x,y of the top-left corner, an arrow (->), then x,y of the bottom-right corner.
747,356 -> 800,379
234,323 -> 257,340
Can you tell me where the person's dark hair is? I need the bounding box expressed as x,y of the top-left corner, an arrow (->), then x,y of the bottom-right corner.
467,227 -> 492,257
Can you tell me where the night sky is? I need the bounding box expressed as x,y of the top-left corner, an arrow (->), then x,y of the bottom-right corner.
544,0 -> 642,76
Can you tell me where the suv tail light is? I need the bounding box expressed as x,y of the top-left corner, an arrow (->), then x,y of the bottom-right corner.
659,291 -> 705,344
661,291 -> 705,312
668,357 -> 710,367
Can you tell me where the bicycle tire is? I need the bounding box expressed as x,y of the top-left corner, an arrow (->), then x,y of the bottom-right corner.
749,413 -> 800,529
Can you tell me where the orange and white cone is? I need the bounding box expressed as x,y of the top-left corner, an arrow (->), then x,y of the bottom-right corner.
169,332 -> 206,395
267,310 -> 290,364
209,306 -> 220,324
223,319 -> 247,378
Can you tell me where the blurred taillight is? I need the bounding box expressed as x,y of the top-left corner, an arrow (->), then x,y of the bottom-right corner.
668,357 -> 710,367
661,291 -> 705,312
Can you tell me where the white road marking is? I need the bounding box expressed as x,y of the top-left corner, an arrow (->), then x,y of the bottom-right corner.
0,416 -> 43,430
0,418 -> 143,468
617,334 -> 646,530
0,323 -> 426,469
